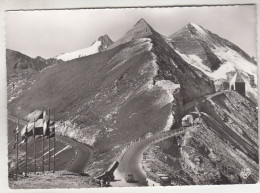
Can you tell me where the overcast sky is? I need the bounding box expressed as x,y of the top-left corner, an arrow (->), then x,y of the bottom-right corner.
5,5 -> 256,59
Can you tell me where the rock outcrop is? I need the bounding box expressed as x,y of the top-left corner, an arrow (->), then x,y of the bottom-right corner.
143,91 -> 258,185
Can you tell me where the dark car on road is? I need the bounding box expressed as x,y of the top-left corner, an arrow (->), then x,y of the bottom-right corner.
125,174 -> 135,183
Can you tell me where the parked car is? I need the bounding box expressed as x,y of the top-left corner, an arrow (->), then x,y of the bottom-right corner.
125,174 -> 135,183
182,114 -> 194,127
159,176 -> 171,186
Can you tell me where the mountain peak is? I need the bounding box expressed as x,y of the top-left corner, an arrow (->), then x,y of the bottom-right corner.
133,18 -> 152,31
186,23 -> 208,35
55,34 -> 114,61
98,34 -> 112,41
98,34 -> 114,52
135,18 -> 149,25
187,22 -> 200,28
108,18 -> 156,49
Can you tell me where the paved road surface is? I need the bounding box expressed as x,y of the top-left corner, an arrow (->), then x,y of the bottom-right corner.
8,115 -> 93,174
111,91 -> 224,187
111,128 -> 186,187
56,135 -> 93,173
8,92 -> 224,180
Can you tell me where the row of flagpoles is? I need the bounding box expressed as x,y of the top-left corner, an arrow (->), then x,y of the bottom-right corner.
13,109 -> 56,180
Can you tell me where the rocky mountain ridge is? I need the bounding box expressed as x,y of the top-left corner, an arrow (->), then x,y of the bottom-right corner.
6,49 -> 62,78
6,49 -> 62,102
143,91 -> 258,185
7,18 -> 258,185
170,23 -> 257,103
55,35 -> 114,61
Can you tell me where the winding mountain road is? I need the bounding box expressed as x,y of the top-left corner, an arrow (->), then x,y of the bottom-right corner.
8,115 -> 93,174
8,92 -> 224,180
111,128 -> 187,187
111,91 -> 224,187
56,135 -> 93,173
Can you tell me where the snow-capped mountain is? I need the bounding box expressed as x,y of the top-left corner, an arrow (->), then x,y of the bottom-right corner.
170,23 -> 257,103
55,34 -> 113,61
108,18 -> 163,49
8,18 -> 258,185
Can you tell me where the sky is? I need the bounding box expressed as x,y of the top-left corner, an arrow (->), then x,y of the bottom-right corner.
5,5 -> 256,59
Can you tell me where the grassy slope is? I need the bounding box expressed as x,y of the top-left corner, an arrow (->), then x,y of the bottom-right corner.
7,24 -> 219,183
8,44 -> 126,119
8,39 -> 172,151
8,28 -> 217,157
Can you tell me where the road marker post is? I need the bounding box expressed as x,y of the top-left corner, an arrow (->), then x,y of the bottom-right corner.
42,123 -> 45,173
15,118 -> 19,180
53,117 -> 56,173
25,126 -> 28,177
48,108 -> 51,171
33,118 -> 36,174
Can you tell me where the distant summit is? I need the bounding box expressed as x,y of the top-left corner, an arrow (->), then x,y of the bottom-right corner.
170,23 -> 256,66
170,23 -> 222,71
6,49 -> 61,77
98,34 -> 114,52
55,34 -> 114,61
169,22 -> 257,102
109,18 -> 159,49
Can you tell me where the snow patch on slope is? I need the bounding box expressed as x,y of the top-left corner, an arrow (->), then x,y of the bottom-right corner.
214,46 -> 258,101
164,113 -> 174,131
155,80 -> 180,103
175,50 -> 233,80
56,40 -> 101,61
190,23 -> 213,43
176,46 -> 257,102
176,48 -> 257,81
190,23 -> 208,37
176,51 -> 212,74
213,46 -> 257,82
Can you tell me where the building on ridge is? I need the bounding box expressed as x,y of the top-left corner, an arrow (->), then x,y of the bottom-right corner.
229,72 -> 245,96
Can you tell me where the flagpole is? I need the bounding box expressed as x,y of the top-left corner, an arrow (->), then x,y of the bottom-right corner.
42,111 -> 45,173
53,117 -> 56,173
16,118 -> 19,180
25,126 -> 28,177
33,118 -> 36,174
48,108 -> 51,171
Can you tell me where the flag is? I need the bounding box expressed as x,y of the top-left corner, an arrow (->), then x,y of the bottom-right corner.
21,123 -> 33,138
34,111 -> 44,136
20,126 -> 30,145
47,121 -> 55,138
20,111 -> 44,139
13,126 -> 19,134
43,111 -> 50,136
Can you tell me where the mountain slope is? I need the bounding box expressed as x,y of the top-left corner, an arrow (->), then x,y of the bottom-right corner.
7,19 -> 257,183
55,35 -> 114,61
8,19 -> 215,151
169,23 -> 257,103
6,49 -> 62,102
6,49 -> 61,78
143,90 -> 258,185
